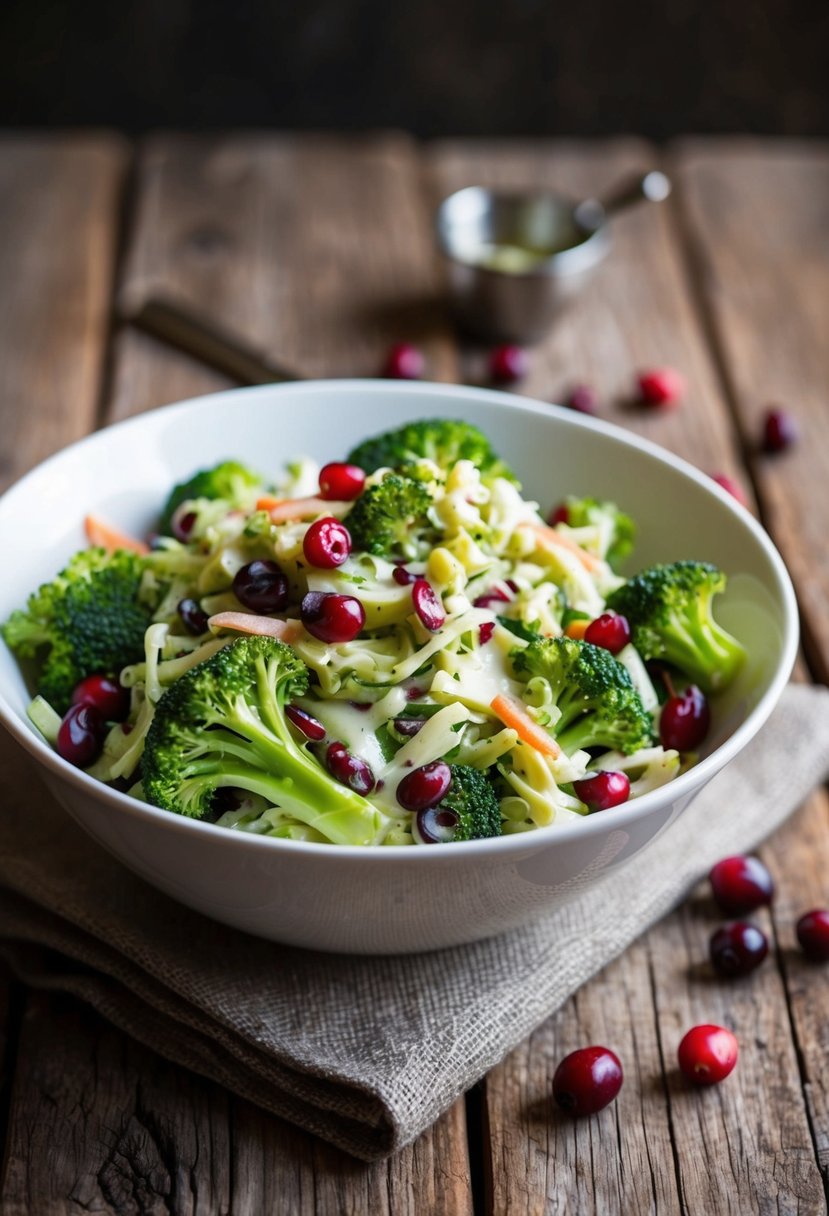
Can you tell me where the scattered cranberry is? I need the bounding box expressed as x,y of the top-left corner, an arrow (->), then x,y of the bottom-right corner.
489,344 -> 529,384
416,806 -> 459,843
709,922 -> 769,978
319,462 -> 365,501
573,771 -> 631,812
382,342 -> 424,380
584,612 -> 631,655
57,703 -> 105,768
392,716 -> 426,737
708,855 -> 774,916
178,597 -> 210,636
565,385 -> 598,414
325,742 -> 375,795
762,407 -> 798,453
659,684 -> 710,751
637,367 -> 686,408
392,565 -> 419,586
552,1046 -> 624,1116
303,517 -> 352,569
172,508 -> 198,542
677,1024 -> 738,1086
412,579 -> 446,631
71,673 -> 130,722
547,503 -> 570,526
397,761 -> 453,811
479,621 -> 496,645
285,704 -> 327,742
233,560 -> 290,613
796,909 -> 829,962
710,473 -> 748,507
473,590 -> 510,610
301,591 -> 365,643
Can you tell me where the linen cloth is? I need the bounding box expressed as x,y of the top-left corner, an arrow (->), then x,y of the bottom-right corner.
1,683 -> 827,1162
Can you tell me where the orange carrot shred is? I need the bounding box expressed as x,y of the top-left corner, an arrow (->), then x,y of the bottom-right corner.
207,612 -> 304,643
522,522 -> 602,572
490,693 -> 561,759
564,619 -> 590,640
84,513 -> 149,555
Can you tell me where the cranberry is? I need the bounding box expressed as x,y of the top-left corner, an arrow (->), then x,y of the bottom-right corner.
677,1024 -> 738,1085
584,612 -> 631,655
57,703 -> 105,767
325,742 -> 375,795
565,385 -> 598,414
473,588 -> 510,610
285,704 -> 327,742
710,473 -> 748,506
393,565 -> 418,586
573,771 -> 631,812
547,503 -> 569,526
709,922 -> 769,978
659,684 -> 710,751
552,1046 -> 623,1116
479,621 -> 496,645
637,366 -> 685,408
796,909 -> 829,962
302,517 -> 352,569
762,407 -> 798,453
489,344 -> 529,384
178,597 -> 210,635
392,716 -> 426,737
319,462 -> 365,501
71,673 -> 130,722
301,591 -> 365,642
708,855 -> 774,916
397,761 -> 453,811
416,806 -> 459,843
412,579 -> 445,631
233,560 -> 289,613
172,508 -> 198,542
382,342 -> 424,380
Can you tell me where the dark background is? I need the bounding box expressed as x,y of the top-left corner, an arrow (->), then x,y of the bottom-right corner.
1,0 -> 827,136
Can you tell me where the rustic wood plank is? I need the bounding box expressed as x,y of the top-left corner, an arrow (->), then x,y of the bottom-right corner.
0,134 -> 127,492
109,132 -> 457,422
428,139 -> 826,1214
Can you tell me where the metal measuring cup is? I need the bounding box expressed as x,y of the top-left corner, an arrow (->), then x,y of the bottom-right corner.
435,171 -> 670,344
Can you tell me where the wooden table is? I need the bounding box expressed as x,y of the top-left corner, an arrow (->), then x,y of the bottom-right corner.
0,134 -> 827,1215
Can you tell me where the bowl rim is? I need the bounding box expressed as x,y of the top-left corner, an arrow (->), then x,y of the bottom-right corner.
0,378 -> 800,861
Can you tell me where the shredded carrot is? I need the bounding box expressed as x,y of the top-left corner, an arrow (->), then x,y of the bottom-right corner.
255,495 -> 282,512
564,618 -> 590,640
207,612 -> 304,643
490,693 -> 561,759
522,522 -> 602,572
84,513 -> 149,555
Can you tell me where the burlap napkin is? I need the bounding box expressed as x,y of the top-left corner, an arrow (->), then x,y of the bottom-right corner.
1,683 -> 828,1161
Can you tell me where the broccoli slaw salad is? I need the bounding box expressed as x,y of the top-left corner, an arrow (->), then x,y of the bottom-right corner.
2,419 -> 746,847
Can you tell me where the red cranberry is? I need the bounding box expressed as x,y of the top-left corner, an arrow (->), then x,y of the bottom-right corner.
71,673 -> 130,722
659,684 -> 710,751
412,579 -> 445,631
57,703 -> 105,767
319,462 -> 365,501
677,1024 -> 738,1085
573,771 -> 631,812
796,909 -> 829,962
233,560 -> 290,613
552,1046 -> 623,1116
177,597 -> 210,635
302,517 -> 352,568
708,855 -> 774,916
285,704 -> 327,742
584,612 -> 631,654
301,591 -> 365,642
710,473 -> 748,506
565,385 -> 598,414
637,367 -> 685,408
547,503 -> 569,526
325,742 -> 375,795
762,407 -> 798,453
479,621 -> 496,645
416,806 -> 459,843
172,508 -> 198,542
397,761 -> 453,812
473,587 -> 510,609
489,344 -> 529,384
709,922 -> 769,978
393,565 -> 419,586
382,342 -> 424,380
392,716 -> 426,737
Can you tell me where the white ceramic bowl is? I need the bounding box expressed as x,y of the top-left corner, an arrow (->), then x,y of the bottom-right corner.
0,382 -> 798,953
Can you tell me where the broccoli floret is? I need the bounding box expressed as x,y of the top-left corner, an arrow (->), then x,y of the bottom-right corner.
159,460 -> 262,534
345,472 -> 433,558
438,764 -> 502,841
605,560 -> 745,692
142,636 -> 387,845
347,419 -> 518,486
512,636 -> 653,755
1,548 -> 153,712
562,496 -> 636,568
